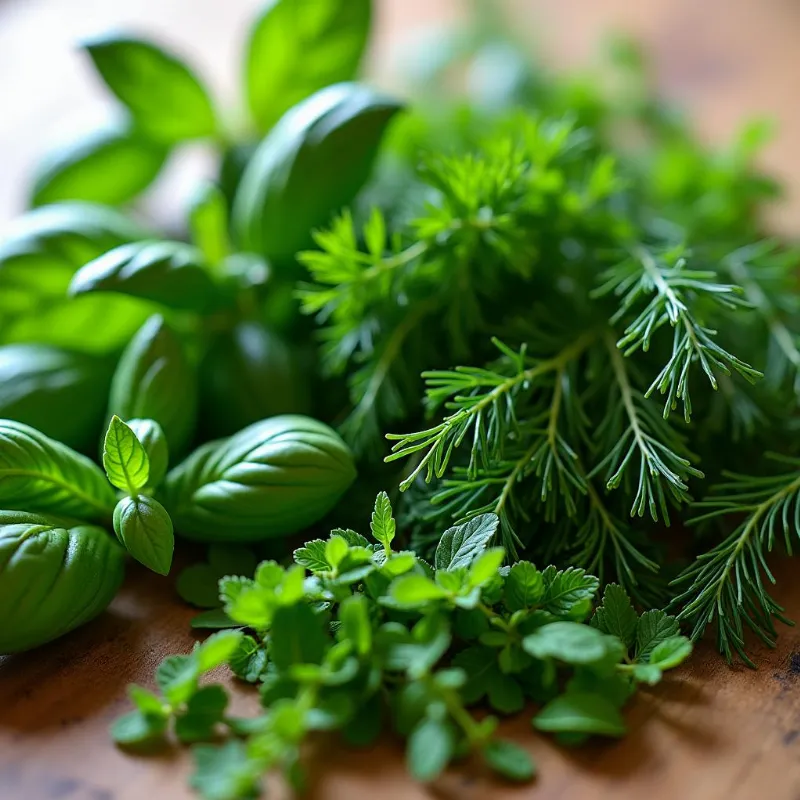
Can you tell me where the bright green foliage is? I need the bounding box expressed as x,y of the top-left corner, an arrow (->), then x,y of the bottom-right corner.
103,415 -> 150,494
113,499 -> 690,796
113,495 -> 174,576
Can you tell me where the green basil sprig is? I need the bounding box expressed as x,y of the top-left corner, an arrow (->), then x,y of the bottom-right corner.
245,0 -> 372,132
0,510 -> 125,654
108,315 -> 198,456
69,240 -> 220,312
126,418 -> 169,489
233,82 -> 403,263
30,123 -> 168,208
82,33 -> 219,144
0,344 -> 114,452
164,415 -> 356,542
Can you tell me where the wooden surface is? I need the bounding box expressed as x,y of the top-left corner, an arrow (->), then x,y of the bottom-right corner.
3,556 -> 800,800
4,1 -> 800,798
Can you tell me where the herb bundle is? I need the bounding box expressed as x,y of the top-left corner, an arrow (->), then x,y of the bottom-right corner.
0,0 -> 798,795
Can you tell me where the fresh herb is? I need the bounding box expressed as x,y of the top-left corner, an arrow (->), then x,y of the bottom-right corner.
113,494 -> 691,797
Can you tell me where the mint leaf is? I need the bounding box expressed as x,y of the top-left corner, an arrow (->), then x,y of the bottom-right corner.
649,636 -> 692,670
111,710 -> 167,746
390,574 -> 450,607
103,415 -> 150,493
191,610 -> 238,630
591,584 -> 639,648
533,692 -> 627,738
434,514 -> 499,571
325,534 -> 349,569
487,674 -> 525,714
293,539 -> 329,572
468,547 -> 505,588
523,622 -> 623,666
113,495 -> 174,575
370,490 -> 396,552
178,564 -> 224,609
338,594 -> 372,656
175,685 -> 229,743
83,34 -> 217,143
483,739 -> 536,782
156,654 -> 199,706
128,684 -> 167,717
541,566 -> 599,617
504,561 -> 545,611
407,717 -> 456,782
190,741 -> 261,800
636,609 -> 680,662
196,630 -> 244,672
229,635 -> 267,683
270,604 -> 327,671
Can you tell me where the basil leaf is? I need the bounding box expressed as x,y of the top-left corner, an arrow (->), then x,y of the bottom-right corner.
103,415 -> 150,494
164,415 -> 356,542
69,240 -> 219,312
0,510 -> 125,653
126,419 -> 169,488
31,123 -> 168,207
0,202 -> 146,327
82,34 -> 217,143
0,344 -> 114,453
113,495 -> 174,575
233,82 -> 403,262
108,315 -> 197,456
188,182 -> 230,267
198,322 -> 309,438
0,420 -> 116,518
244,0 -> 371,132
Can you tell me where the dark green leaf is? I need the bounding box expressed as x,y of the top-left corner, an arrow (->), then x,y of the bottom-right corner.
533,692 -> 627,738
108,314 -> 197,456
178,564 -> 224,609
175,685 -> 229,743
270,604 -> 327,671
483,739 -> 536,782
113,495 -> 174,575
541,566 -> 599,617
487,674 -> 525,714
522,622 -> 623,666
229,635 -> 268,682
70,240 -> 219,312
590,584 -> 639,649
83,34 -> 217,143
31,124 -> 167,207
208,545 -> 258,579
434,513 -> 499,571
370,490 -> 396,551
191,609 -> 238,630
244,0 -> 372,132
636,609 -> 681,662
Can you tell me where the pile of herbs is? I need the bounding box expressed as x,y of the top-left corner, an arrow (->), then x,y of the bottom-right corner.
0,0 -> 798,795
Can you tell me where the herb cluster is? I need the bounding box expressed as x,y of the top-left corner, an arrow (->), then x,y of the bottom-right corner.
114,495 -> 690,797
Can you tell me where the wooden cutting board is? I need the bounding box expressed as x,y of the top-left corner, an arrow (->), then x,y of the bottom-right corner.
2,556 -> 800,800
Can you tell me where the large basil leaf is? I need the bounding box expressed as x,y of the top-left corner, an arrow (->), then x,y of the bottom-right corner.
233,82 -> 403,263
83,34 -> 218,144
199,322 -> 310,438
69,240 -> 220,312
0,344 -> 115,453
164,415 -> 356,542
108,315 -> 197,456
0,510 -> 125,654
0,420 -> 117,519
31,123 -> 168,207
113,495 -> 174,575
244,0 -> 372,132
0,202 -> 146,317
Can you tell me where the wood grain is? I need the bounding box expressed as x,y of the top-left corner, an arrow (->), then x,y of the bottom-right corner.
2,556 -> 800,800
